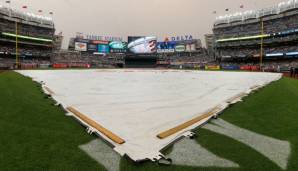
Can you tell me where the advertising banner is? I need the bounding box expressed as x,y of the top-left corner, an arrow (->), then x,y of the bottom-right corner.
75,42 -> 87,51
168,35 -> 193,42
239,66 -> 260,71
251,66 -> 260,71
53,63 -> 68,68
205,65 -> 221,70
74,38 -> 90,43
109,41 -> 127,53
97,44 -> 110,53
286,52 -> 298,56
175,45 -> 186,52
185,43 -> 196,52
265,53 -> 284,57
87,44 -> 97,52
240,66 -> 252,70
221,65 -> 240,70
157,41 -> 176,53
92,40 -> 109,45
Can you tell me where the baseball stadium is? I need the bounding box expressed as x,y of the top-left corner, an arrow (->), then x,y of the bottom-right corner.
1,0 -> 298,171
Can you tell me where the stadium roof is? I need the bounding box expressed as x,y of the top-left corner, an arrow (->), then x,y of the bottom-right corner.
214,0 -> 298,26
0,4 -> 54,27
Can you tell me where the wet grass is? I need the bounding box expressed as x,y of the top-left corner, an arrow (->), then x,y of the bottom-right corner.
0,71 -> 105,171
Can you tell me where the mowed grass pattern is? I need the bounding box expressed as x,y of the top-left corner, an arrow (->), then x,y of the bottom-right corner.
0,72 -> 105,171
0,71 -> 298,171
196,75 -> 298,171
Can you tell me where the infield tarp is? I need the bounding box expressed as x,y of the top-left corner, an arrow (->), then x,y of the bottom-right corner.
17,69 -> 282,161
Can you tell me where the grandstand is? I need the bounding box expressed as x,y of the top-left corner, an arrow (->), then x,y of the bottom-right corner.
0,4 -> 210,71
156,51 -> 213,69
51,51 -> 125,68
0,5 -> 55,69
213,0 -> 298,72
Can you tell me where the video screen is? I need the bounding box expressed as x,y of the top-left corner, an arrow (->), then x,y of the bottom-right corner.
127,36 -> 157,54
128,36 -> 143,44
109,41 -> 127,53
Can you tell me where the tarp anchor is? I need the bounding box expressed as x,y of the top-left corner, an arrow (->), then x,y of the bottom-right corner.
157,155 -> 172,166
86,127 -> 95,135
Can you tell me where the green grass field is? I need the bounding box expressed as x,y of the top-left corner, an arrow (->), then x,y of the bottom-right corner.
0,71 -> 298,171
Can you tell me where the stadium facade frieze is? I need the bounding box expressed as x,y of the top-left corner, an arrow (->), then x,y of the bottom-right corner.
86,35 -> 123,42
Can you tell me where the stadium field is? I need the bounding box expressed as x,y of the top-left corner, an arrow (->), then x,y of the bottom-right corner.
0,71 -> 298,171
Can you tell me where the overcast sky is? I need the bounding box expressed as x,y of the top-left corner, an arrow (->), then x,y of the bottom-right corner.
4,0 -> 283,48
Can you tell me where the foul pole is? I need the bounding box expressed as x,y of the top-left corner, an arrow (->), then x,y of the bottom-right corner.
260,18 -> 264,70
15,21 -> 19,68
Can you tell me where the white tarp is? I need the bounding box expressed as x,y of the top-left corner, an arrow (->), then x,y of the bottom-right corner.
17,69 -> 281,161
